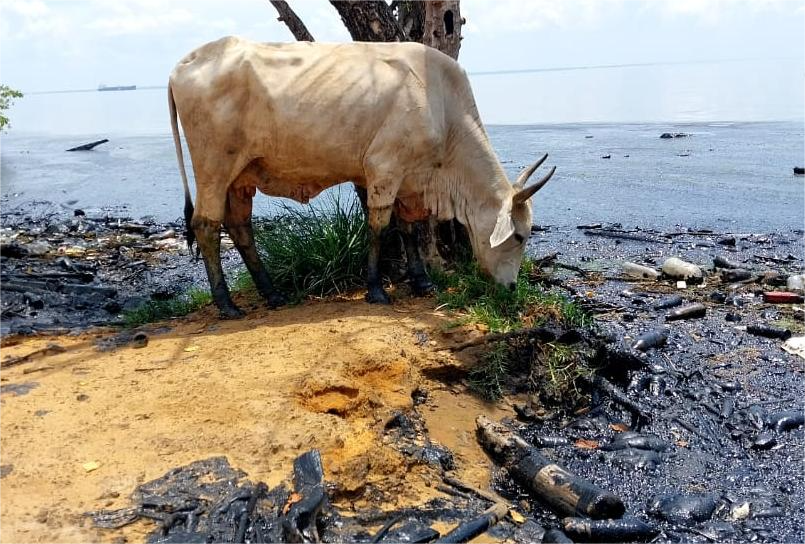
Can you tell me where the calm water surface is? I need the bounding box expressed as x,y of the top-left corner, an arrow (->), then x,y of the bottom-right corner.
0,73 -> 805,231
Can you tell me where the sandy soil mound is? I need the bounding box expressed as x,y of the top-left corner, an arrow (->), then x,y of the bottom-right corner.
0,297 -> 509,543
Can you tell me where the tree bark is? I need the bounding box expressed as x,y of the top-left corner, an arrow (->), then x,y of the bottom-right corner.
329,1 -> 405,42
393,1 -> 425,41
268,0 -> 315,41
422,0 -> 462,59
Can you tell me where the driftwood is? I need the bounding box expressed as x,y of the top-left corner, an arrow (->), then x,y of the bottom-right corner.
561,516 -> 658,542
236,483 -> 267,544
66,139 -> 109,152
3,270 -> 94,283
281,450 -> 326,543
441,326 -> 556,352
532,252 -> 559,268
582,374 -> 651,421
441,475 -> 502,504
476,416 -> 625,519
1,343 -> 66,369
436,502 -> 508,543
369,515 -> 405,543
583,229 -> 670,245
2,279 -> 116,298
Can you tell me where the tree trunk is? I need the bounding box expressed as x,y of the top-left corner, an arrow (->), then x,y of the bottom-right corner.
395,1 -> 425,41
422,1 -> 462,59
418,1 -> 469,266
329,1 -> 405,42
268,0 -> 315,41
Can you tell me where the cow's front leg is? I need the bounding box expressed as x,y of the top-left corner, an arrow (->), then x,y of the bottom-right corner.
365,205 -> 393,304
401,219 -> 434,297
192,217 -> 243,319
224,188 -> 286,309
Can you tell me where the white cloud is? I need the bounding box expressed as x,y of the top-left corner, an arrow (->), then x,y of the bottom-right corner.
462,0 -> 802,33
645,0 -> 801,23
2,0 -> 50,18
1,0 -> 69,40
87,8 -> 196,36
463,0 -> 625,33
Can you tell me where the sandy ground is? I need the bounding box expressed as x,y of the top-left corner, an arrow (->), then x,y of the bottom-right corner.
0,296 -> 511,543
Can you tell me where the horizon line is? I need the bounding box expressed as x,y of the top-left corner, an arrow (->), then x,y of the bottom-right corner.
22,56 -> 803,95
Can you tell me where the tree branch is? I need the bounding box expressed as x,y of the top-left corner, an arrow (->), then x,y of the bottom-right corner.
268,0 -> 315,41
328,0 -> 406,42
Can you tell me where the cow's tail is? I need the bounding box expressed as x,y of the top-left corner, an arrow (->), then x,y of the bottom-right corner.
168,81 -> 196,253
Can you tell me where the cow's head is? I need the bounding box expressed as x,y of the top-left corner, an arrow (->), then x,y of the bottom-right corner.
473,154 -> 556,288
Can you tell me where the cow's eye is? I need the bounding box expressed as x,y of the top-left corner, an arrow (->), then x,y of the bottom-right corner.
514,233 -> 524,244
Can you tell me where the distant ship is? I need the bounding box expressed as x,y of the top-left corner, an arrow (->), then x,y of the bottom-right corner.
98,84 -> 136,92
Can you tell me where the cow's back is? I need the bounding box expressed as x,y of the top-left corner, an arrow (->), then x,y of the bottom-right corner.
170,38 -> 472,189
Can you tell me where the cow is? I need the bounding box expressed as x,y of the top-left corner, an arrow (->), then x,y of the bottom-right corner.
168,37 -> 555,318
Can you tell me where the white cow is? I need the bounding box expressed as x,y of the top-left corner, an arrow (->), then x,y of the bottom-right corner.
169,37 -> 555,317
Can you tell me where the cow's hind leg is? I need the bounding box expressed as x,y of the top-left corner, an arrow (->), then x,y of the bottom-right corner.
192,216 -> 243,319
224,187 -> 286,309
366,205 -> 393,304
401,219 -> 434,296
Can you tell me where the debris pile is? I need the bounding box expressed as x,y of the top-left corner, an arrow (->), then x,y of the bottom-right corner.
0,201 -> 194,335
89,451 -> 518,543
470,224 -> 805,543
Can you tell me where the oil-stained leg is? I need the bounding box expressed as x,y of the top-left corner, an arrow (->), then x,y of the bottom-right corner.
224,187 -> 286,309
401,219 -> 434,296
192,216 -> 243,319
365,205 -> 393,304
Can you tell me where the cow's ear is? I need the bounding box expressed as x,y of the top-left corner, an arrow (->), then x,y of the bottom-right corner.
490,207 -> 515,248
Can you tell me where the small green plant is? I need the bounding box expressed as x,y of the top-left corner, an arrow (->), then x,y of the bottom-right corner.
251,194 -> 369,300
0,85 -> 23,131
469,341 -> 509,400
123,287 -> 212,327
536,342 -> 595,403
430,257 -> 590,332
432,255 -> 594,403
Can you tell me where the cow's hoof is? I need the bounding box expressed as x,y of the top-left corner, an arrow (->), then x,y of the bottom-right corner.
411,278 -> 435,297
365,288 -> 391,305
265,291 -> 287,309
219,305 -> 245,319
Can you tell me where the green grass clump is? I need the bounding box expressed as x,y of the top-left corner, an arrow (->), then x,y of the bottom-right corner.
468,341 -> 510,400
430,257 -> 590,333
432,256 -> 594,402
123,287 -> 211,327
251,195 -> 368,300
535,342 -> 595,403
123,194 -> 367,327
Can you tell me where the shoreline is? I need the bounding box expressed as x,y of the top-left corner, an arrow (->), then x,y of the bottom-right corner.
1,197 -> 803,542
1,197 -> 802,337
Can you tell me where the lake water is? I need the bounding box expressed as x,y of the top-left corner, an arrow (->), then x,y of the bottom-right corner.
1,89 -> 803,232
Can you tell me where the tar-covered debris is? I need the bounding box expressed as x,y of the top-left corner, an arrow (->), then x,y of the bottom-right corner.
0,200 -> 239,336
482,224 -> 804,543
88,451 -> 519,544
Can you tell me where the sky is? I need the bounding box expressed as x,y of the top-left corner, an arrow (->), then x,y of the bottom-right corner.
1,0 -> 804,127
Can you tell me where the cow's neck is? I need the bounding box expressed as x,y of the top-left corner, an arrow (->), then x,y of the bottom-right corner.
447,125 -> 512,238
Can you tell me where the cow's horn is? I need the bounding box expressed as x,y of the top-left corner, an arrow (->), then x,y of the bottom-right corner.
513,166 -> 556,204
514,153 -> 548,189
